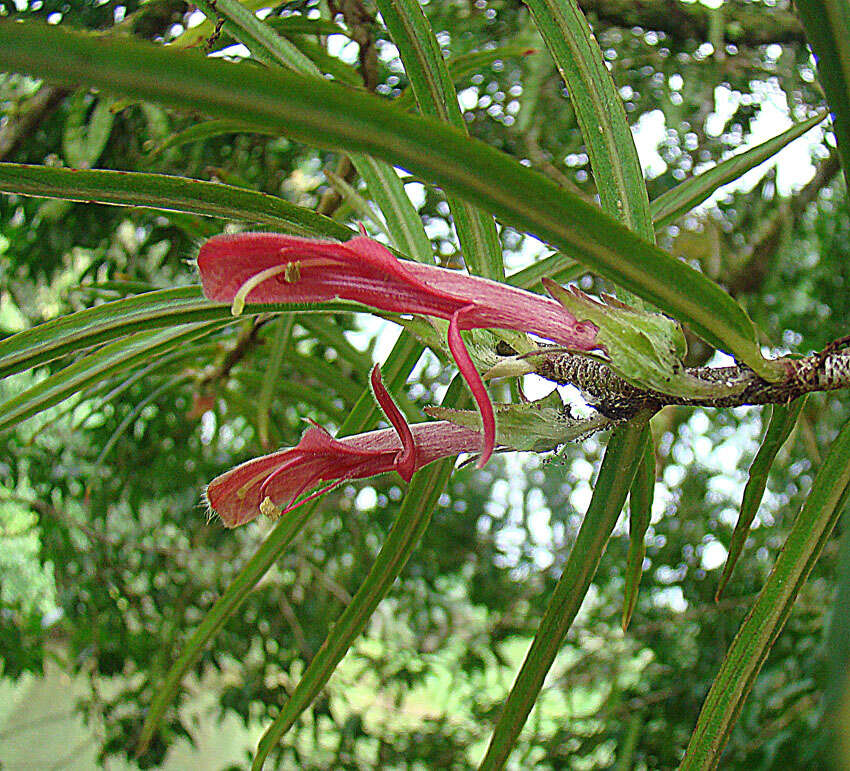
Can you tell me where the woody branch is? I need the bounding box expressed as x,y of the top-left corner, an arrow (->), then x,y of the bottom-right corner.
529,341 -> 850,421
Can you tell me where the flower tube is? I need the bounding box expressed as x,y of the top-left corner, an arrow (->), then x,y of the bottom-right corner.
205,365 -> 481,527
197,232 -> 601,464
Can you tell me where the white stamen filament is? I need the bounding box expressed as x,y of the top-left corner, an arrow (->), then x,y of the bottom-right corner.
231,264 -> 291,316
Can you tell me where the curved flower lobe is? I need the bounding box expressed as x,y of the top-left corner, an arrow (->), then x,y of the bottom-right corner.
205,368 -> 481,527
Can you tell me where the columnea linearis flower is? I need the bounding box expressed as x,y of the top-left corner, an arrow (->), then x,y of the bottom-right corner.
205,366 -> 482,527
197,231 -> 601,465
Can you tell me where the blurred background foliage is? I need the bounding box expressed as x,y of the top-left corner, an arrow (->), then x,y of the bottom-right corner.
0,0 -> 846,768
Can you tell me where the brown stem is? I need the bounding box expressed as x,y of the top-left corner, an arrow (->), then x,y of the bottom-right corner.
530,343 -> 850,420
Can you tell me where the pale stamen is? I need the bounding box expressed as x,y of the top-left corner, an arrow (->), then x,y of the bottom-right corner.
235,467 -> 277,500
231,264 -> 292,316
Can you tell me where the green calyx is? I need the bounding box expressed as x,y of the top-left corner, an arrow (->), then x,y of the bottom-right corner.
542,279 -> 724,398
426,390 -> 612,452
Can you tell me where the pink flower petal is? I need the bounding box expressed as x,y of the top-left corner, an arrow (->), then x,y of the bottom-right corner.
447,306 -> 495,466
369,364 -> 417,482
197,233 -> 602,470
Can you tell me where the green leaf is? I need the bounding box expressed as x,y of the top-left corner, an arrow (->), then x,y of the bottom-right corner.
0,286 -> 357,379
376,0 -> 504,280
253,454 -> 457,769
137,329 -> 424,753
0,163 -> 351,239
355,154 -> 434,263
0,22 -> 775,376
650,111 -> 828,227
820,506 -> 850,748
426,395 -> 612,452
795,1 -> 850,196
715,397 -> 806,600
0,323 -> 223,433
479,417 -> 650,769
194,0 -> 317,72
623,426 -> 655,630
62,90 -> 115,168
525,0 -> 655,245
681,416 -> 850,770
146,118 -> 279,157
506,252 -> 584,292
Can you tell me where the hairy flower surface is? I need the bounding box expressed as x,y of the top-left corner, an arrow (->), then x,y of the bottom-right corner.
197,232 -> 600,464
205,366 -> 481,527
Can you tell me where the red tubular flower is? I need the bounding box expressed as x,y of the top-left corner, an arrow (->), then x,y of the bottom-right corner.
197,231 -> 600,465
205,365 -> 481,527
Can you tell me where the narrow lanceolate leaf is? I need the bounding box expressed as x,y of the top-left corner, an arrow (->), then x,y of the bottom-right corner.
0,163 -> 351,240
147,119 -> 279,157
506,252 -> 584,292
0,286 -> 356,379
821,508 -> 850,744
355,155 -> 434,263
0,23 -> 776,379
681,417 -> 850,770
0,323 -> 223,433
623,425 -> 655,630
650,111 -> 828,227
137,330 -> 424,753
479,418 -> 649,770
525,0 -> 655,245
376,0 -> 504,280
715,397 -> 806,600
251,378 -> 468,767
393,44 -> 538,111
795,1 -> 850,195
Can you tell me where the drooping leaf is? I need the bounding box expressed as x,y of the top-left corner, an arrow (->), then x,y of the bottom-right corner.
526,0 -> 654,245
650,111 -> 828,227
0,323 -> 224,432
0,286 -> 356,379
715,397 -> 807,600
795,1 -> 850,197
479,417 -> 650,769
623,425 -> 655,630
681,416 -> 850,770
0,163 -> 351,239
